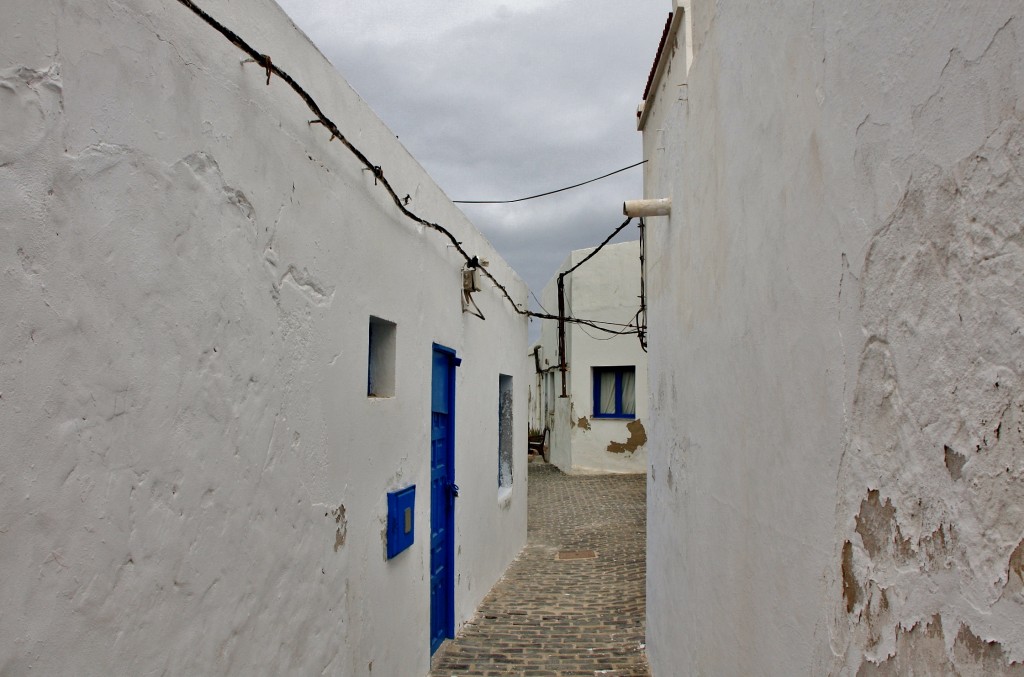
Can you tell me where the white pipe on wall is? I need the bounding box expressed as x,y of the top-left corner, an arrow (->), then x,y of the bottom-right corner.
623,198 -> 671,217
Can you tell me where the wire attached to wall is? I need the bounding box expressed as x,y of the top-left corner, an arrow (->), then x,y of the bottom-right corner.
530,289 -> 552,316
452,160 -> 647,204
175,0 -> 520,313
554,216 -> 649,396
561,217 -> 634,278
571,302 -> 642,342
637,217 -> 648,352
173,0 -> 637,332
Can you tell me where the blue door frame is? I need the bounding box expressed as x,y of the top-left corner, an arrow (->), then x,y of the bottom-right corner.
430,343 -> 459,655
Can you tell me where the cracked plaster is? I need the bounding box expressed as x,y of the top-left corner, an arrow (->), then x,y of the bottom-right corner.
0,1 -> 528,675
532,241 -> 648,475
643,1 -> 1024,674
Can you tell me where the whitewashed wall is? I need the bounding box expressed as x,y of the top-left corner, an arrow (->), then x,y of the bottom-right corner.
0,1 -> 528,675
528,345 -> 543,434
643,0 -> 1024,674
536,242 -> 648,474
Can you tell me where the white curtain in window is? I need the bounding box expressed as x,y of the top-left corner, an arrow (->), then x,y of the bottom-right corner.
600,372 -> 617,414
621,370 -> 636,415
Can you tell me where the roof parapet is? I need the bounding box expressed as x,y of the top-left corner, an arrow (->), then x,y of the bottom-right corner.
637,0 -> 686,131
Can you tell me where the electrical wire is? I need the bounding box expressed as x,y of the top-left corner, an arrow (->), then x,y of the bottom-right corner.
173,0 -> 543,318
171,0 -> 641,333
536,284 -> 638,333
452,160 -> 646,204
560,219 -> 644,334
570,314 -> 642,332
576,317 -> 640,340
575,318 -> 641,329
561,217 -> 635,278
578,320 -> 642,341
637,217 -> 648,352
565,292 -> 641,335
576,322 -> 640,336
568,295 -> 642,341
529,289 -> 552,316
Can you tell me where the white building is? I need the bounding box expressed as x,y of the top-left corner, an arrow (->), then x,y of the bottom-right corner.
531,240 -> 648,475
0,1 -> 528,675
641,1 -> 1024,674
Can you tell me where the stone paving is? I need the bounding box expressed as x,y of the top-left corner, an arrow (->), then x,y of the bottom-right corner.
430,463 -> 649,677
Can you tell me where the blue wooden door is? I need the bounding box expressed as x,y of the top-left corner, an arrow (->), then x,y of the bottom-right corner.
430,345 -> 457,654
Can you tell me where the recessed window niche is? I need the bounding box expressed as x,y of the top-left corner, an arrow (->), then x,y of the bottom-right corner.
367,316 -> 397,398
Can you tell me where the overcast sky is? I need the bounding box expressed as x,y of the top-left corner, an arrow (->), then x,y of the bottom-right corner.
274,1 -> 670,333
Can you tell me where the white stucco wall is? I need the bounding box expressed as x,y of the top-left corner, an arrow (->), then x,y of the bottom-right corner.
528,345 -> 542,434
536,241 -> 648,474
0,1 -> 528,675
644,1 -> 1024,674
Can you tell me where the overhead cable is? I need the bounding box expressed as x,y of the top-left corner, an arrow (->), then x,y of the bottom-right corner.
568,293 -> 642,341
576,310 -> 643,341
171,0 -> 642,332
562,217 -> 635,278
174,0 -> 530,316
529,289 -> 552,316
556,216 -> 638,396
452,160 -> 647,205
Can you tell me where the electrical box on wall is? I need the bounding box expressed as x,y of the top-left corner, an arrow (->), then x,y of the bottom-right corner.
462,266 -> 481,292
386,485 -> 416,559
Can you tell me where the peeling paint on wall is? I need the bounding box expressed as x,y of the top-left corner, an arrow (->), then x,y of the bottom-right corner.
842,540 -> 860,614
943,445 -> 967,480
1003,540 -> 1024,600
842,107 -> 1024,669
641,2 -> 1024,674
329,504 -> 346,552
858,614 -> 1024,675
607,419 -> 647,454
854,490 -> 913,563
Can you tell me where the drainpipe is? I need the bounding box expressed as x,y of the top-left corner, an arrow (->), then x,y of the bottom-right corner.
557,272 -> 568,398
623,198 -> 671,217
637,218 -> 648,352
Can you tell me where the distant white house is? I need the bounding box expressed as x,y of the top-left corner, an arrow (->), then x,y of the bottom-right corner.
0,1 -> 527,675
530,240 -> 648,474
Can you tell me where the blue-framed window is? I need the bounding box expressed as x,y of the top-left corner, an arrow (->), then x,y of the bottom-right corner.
592,366 -> 636,419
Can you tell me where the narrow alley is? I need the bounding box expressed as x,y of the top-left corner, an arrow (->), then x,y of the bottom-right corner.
430,464 -> 648,677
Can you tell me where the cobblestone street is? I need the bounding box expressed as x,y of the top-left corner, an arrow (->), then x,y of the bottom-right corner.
431,463 -> 649,676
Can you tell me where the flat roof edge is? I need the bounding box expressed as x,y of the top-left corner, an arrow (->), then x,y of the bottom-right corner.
637,2 -> 685,131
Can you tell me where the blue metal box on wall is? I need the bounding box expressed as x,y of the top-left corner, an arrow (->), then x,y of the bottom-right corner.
386,485 -> 416,559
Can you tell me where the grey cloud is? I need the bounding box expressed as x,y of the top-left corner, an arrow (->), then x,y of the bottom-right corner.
275,0 -> 667,338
